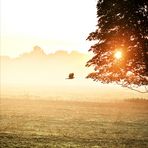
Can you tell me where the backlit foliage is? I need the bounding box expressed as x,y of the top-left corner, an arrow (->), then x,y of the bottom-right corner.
86,0 -> 148,92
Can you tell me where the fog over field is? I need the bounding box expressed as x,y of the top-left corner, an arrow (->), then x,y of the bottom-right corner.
1,46 -> 148,101
1,0 -> 148,147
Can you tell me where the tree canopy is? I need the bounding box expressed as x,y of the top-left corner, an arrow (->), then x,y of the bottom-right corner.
86,0 -> 148,92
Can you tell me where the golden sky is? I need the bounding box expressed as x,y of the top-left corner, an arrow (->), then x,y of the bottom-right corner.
1,0 -> 97,57
1,0 -> 147,99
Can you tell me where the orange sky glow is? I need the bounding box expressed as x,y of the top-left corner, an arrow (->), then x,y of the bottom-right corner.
0,0 -> 147,100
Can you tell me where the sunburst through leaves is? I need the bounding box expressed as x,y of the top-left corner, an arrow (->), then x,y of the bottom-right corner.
86,0 -> 148,93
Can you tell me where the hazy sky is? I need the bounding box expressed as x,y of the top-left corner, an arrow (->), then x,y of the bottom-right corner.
1,0 -> 147,99
1,0 -> 97,57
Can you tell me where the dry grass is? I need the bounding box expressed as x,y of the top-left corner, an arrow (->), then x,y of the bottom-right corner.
0,99 -> 148,147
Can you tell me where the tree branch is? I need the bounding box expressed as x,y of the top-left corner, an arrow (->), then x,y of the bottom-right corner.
121,85 -> 148,93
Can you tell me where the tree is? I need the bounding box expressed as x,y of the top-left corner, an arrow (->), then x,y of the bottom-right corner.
86,0 -> 148,93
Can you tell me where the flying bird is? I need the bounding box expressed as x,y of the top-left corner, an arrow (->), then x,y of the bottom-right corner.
66,73 -> 75,79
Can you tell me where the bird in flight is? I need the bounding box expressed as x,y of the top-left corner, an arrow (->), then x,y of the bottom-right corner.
66,73 -> 75,79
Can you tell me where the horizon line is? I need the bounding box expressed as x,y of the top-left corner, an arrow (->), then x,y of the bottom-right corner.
0,45 -> 91,59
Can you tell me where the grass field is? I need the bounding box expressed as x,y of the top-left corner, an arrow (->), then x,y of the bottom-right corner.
0,98 -> 148,147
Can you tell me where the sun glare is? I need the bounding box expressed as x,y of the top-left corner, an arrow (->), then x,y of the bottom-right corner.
114,51 -> 122,59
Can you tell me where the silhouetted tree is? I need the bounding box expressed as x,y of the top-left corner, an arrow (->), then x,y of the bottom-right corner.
86,0 -> 148,92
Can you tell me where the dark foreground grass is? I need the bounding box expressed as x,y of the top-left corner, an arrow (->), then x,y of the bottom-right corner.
0,132 -> 147,148
0,99 -> 148,148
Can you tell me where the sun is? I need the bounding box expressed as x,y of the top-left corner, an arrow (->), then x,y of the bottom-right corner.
114,51 -> 122,59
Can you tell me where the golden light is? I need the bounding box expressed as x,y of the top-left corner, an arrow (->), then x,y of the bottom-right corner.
114,51 -> 122,59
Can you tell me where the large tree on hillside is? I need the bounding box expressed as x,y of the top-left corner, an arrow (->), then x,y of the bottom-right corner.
86,0 -> 148,93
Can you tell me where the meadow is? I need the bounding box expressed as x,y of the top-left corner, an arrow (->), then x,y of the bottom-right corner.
0,98 -> 148,148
